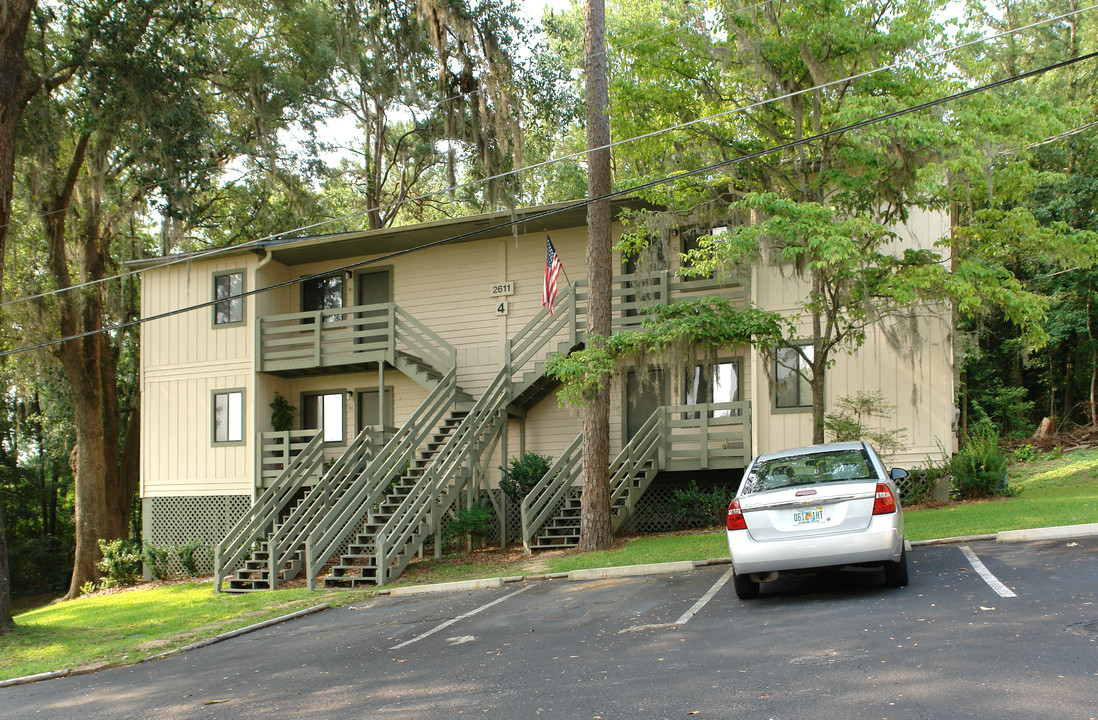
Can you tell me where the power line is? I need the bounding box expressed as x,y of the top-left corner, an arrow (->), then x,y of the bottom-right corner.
3,2 -> 1095,310
3,47 -> 1095,360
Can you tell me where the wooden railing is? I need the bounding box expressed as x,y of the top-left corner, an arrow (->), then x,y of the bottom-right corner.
214,431 -> 326,590
520,434 -> 583,553
305,368 -> 459,588
373,371 -> 510,585
256,430 -> 325,490
263,425 -> 390,589
256,302 -> 455,374
520,401 -> 751,551
573,270 -> 744,334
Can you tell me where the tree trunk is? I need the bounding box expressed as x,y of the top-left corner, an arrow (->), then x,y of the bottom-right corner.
810,278 -> 826,444
0,506 -> 11,634
0,0 -> 37,630
0,0 -> 35,296
120,395 -> 141,538
38,132 -> 130,597
578,0 -> 613,551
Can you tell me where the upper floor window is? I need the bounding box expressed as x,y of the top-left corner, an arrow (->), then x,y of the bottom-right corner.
302,274 -> 344,323
684,360 -> 740,419
213,389 -> 244,444
775,345 -> 813,410
213,271 -> 244,326
303,391 -> 345,444
680,226 -> 727,280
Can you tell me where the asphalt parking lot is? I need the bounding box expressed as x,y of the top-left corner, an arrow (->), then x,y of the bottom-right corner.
2,537 -> 1096,720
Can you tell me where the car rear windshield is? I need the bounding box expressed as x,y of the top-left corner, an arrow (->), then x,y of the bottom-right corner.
741,448 -> 877,495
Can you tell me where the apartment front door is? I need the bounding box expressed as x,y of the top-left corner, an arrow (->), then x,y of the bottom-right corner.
354,269 -> 391,347
356,387 -> 394,434
625,369 -> 665,442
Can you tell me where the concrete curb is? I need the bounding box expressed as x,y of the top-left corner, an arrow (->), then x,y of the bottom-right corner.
0,603 -> 331,688
911,534 -> 996,547
142,603 -> 330,662
568,560 -> 696,580
996,522 -> 1098,543
388,577 -> 503,597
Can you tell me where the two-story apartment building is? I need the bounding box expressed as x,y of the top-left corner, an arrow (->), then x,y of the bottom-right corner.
136,199 -> 955,590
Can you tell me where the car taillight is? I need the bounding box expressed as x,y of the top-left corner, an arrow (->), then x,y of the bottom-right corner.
727,499 -> 747,531
873,483 -> 897,515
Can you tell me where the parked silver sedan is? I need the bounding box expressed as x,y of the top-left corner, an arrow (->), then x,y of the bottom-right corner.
726,441 -> 909,599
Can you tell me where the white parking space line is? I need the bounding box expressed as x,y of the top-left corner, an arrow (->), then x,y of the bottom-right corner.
390,584 -> 532,650
621,568 -> 734,634
960,545 -> 1018,598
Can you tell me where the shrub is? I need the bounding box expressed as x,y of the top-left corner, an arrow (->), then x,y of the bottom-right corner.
1012,444 -> 1040,464
660,481 -> 737,529
901,461 -> 947,504
499,452 -> 553,500
443,501 -> 496,549
175,541 -> 205,577
96,539 -> 143,588
141,544 -> 171,580
952,428 -> 1011,500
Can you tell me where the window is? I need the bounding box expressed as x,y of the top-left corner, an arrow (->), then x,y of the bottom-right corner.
775,345 -> 813,409
302,274 -> 344,322
213,390 -> 244,444
684,361 -> 740,418
213,271 -> 244,325
680,226 -> 727,280
302,391 -> 345,443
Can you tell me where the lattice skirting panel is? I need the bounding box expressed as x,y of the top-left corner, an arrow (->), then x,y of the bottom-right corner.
144,495 -> 250,577
618,479 -> 738,534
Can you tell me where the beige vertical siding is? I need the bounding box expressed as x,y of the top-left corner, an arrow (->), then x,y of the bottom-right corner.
141,208 -> 953,499
746,207 -> 954,466
141,254 -> 258,498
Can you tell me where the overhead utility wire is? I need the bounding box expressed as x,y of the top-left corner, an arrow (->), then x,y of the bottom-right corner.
1001,118 -> 1098,154
3,48 -> 1095,361
3,3 -> 1095,310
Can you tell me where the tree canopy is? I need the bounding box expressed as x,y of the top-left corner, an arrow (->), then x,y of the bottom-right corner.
2,0 -> 1098,605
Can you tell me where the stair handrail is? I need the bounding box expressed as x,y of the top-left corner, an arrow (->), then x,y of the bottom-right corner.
608,409 -> 665,531
519,407 -> 665,549
373,369 -> 511,585
305,367 -> 458,586
508,284 -> 578,371
265,427 -> 384,588
214,431 -> 325,590
520,433 -> 583,553
375,411 -> 507,585
391,304 -> 457,371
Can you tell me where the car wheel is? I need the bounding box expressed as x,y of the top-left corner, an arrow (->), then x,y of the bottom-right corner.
733,570 -> 760,600
884,548 -> 909,588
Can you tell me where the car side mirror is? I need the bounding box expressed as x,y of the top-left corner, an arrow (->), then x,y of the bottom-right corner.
890,467 -> 909,481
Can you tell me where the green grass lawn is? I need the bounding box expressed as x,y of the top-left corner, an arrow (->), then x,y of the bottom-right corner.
4,446 -> 1096,682
904,448 -> 1098,541
1,581 -> 373,681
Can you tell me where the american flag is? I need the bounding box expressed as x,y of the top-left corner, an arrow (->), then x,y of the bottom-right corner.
543,234 -> 563,315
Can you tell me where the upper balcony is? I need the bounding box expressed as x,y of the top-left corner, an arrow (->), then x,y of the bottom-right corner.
256,270 -> 742,379
256,303 -> 455,378
574,268 -> 745,333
